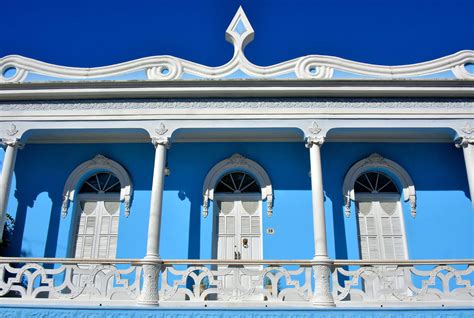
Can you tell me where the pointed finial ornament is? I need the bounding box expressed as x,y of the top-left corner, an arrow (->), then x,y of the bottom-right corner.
225,6 -> 255,54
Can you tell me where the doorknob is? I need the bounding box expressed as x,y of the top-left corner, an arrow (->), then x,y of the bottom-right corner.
242,238 -> 248,248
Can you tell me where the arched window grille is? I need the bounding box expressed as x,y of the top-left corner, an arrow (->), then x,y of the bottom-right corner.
354,172 -> 399,194
79,172 -> 121,194
215,171 -> 261,194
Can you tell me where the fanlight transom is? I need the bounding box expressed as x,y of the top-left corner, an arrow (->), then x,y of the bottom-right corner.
354,172 -> 399,194
79,172 -> 121,194
215,172 -> 260,194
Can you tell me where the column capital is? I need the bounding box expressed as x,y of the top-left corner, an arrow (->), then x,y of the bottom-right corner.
151,137 -> 170,148
305,136 -> 325,148
1,138 -> 24,149
455,136 -> 474,148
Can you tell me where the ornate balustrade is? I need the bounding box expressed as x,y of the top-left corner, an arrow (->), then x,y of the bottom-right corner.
0,257 -> 472,307
332,259 -> 474,307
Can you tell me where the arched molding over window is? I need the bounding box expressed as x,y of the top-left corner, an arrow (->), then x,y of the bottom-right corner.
342,153 -> 416,218
61,154 -> 133,218
202,153 -> 273,217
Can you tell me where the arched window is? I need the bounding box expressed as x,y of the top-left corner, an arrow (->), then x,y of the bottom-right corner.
73,173 -> 121,259
342,153 -> 416,218
215,171 -> 261,194
343,154 -> 414,261
62,154 -> 133,218
354,172 -> 399,194
79,172 -> 122,194
202,153 -> 273,217
62,155 -> 133,259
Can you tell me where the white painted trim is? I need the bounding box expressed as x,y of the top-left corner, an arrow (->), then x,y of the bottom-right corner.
202,154 -> 273,217
61,154 -> 133,218
0,6 -> 473,83
342,153 -> 417,218
1,80 -> 474,100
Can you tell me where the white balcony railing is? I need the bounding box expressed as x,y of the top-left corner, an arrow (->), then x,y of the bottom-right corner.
0,257 -> 472,308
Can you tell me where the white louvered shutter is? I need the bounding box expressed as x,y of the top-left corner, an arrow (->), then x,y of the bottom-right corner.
74,200 -> 120,259
356,200 -> 406,260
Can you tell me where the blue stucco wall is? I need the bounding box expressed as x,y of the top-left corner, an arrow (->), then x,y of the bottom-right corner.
1,142 -> 472,260
1,305 -> 473,318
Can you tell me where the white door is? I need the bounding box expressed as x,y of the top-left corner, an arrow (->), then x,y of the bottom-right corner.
72,194 -> 121,259
214,193 -> 263,297
215,194 -> 262,261
356,193 -> 408,298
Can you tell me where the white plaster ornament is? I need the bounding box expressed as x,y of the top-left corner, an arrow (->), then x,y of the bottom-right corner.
1,7 -> 473,83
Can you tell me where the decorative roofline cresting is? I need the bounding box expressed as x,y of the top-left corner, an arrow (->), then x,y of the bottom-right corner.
1,7 -> 473,83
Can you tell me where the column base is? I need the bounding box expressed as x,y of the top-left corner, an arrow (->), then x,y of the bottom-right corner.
312,296 -> 336,308
312,260 -> 335,308
137,262 -> 161,306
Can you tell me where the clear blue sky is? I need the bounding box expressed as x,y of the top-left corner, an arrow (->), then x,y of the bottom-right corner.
2,0 -> 473,67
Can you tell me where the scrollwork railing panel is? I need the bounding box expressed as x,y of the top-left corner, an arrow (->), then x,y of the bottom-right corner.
0,260 -> 142,301
332,262 -> 474,303
160,263 -> 312,302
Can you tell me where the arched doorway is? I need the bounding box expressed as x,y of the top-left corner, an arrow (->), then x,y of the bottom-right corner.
353,171 -> 408,261
202,153 -> 273,262
61,154 -> 133,259
72,172 -> 121,259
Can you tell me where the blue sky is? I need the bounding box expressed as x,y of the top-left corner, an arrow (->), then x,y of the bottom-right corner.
1,0 -> 473,67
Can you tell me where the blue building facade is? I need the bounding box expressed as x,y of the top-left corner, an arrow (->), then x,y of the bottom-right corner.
0,7 -> 473,317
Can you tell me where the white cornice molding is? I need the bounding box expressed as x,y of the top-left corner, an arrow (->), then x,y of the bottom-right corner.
0,7 -> 473,84
1,80 -> 474,100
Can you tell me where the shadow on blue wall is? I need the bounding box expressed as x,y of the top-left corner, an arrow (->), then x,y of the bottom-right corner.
6,143 -> 154,258
3,141 -> 471,260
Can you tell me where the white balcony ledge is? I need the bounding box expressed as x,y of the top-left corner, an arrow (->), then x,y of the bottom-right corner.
0,257 -> 472,309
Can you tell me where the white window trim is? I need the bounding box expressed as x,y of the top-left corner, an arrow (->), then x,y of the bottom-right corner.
202,153 -> 273,217
342,153 -> 417,218
61,154 -> 133,218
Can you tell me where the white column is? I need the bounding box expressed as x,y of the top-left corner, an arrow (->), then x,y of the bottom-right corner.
306,137 -> 335,307
0,139 -> 22,242
456,137 -> 474,206
138,137 -> 168,306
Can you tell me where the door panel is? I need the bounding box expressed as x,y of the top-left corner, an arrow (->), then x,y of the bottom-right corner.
215,195 -> 262,298
215,197 -> 262,261
73,197 -> 120,259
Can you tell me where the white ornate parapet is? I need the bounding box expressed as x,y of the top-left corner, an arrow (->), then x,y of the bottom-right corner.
1,7 -> 473,83
332,259 -> 474,306
0,258 -> 472,308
